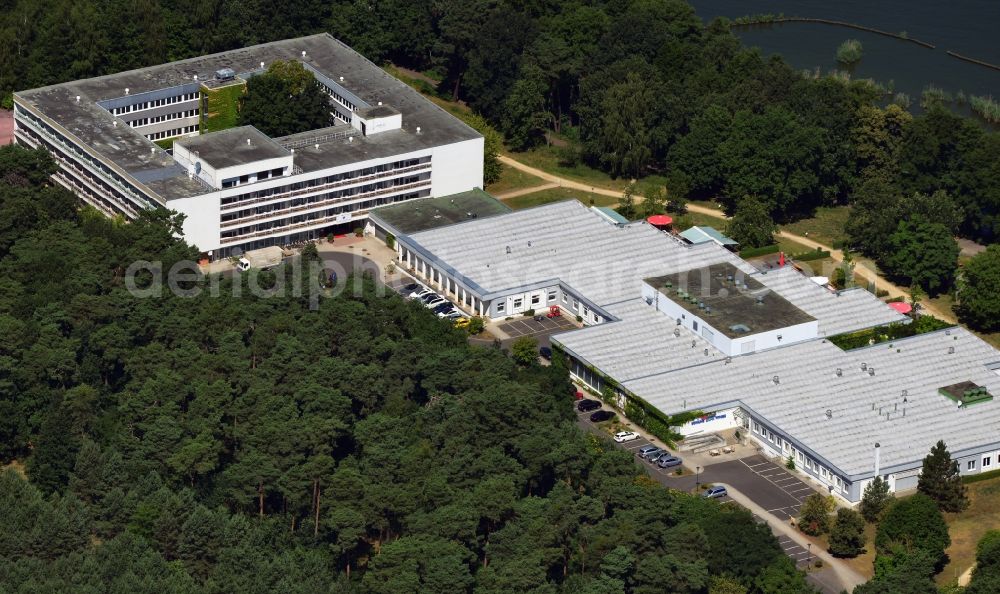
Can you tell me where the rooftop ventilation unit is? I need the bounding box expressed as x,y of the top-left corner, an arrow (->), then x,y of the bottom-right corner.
772,375 -> 780,385
214,68 -> 235,81
673,328 -> 680,337
836,368 -> 842,376
868,368 -> 875,376
825,409 -> 833,419
861,362 -> 868,371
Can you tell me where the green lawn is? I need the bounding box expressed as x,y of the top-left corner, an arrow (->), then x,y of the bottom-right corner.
504,145 -> 630,193
939,476 -> 1000,586
502,187 -> 617,210
780,206 -> 852,248
486,164 -> 547,196
201,82 -> 245,134
927,293 -> 1000,349
673,210 -> 727,231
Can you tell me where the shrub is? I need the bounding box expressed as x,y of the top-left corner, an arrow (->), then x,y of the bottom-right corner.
576,315 -> 583,322
798,494 -> 834,536
385,233 -> 395,249
353,227 -> 364,237
836,39 -> 863,64
523,309 -> 535,317
785,455 -> 795,471
828,508 -> 866,558
466,317 -> 485,335
510,336 -> 539,366
875,494 -> 950,569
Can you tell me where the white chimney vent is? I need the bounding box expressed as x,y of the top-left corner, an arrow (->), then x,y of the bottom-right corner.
314,143 -> 319,150
125,88 -> 130,95
260,61 -> 265,69
150,147 -> 155,154
378,101 -> 382,106
75,95 -> 80,103
301,50 -> 306,57
247,138 -> 251,146
339,76 -> 344,82
349,137 -> 353,143
194,75 -> 198,81
416,126 -> 421,134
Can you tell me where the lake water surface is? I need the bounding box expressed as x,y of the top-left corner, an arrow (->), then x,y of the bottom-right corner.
691,0 -> 1000,113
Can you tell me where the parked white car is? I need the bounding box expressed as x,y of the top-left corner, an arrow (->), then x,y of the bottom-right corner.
613,431 -> 640,443
423,296 -> 448,309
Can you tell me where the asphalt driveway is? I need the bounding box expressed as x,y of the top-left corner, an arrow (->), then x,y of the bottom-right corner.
498,315 -> 577,348
575,408 -> 824,573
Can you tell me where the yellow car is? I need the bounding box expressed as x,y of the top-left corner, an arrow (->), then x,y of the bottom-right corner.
454,317 -> 470,328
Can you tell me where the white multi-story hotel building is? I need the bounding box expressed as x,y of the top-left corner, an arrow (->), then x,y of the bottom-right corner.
12,34 -> 484,257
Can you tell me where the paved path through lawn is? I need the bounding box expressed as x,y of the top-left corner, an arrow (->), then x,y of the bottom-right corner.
498,154 -> 956,323
493,182 -> 558,200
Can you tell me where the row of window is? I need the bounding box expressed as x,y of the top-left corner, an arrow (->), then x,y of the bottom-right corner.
128,109 -> 198,128
751,420 -> 849,494
16,106 -> 152,209
109,92 -> 199,115
319,83 -> 357,112
219,157 -> 430,207
145,125 -> 198,141
968,456 -> 993,471
221,175 -> 426,222
221,168 -> 286,189
220,191 -> 424,241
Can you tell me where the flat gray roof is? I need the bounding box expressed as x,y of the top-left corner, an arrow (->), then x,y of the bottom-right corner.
407,200 -> 753,305
646,262 -> 815,338
175,126 -> 289,170
621,327 -> 1000,478
369,189 -> 509,235
14,33 -> 480,202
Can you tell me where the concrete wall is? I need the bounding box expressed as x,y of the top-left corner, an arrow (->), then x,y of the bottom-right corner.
431,138 -> 483,196
170,192 -> 222,254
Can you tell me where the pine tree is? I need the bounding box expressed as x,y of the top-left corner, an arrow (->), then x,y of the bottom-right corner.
917,440 -> 968,512
828,508 -> 866,558
860,476 -> 894,522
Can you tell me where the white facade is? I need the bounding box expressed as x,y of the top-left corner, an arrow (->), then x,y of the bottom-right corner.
168,138 -> 482,255
641,280 -> 819,357
13,35 -> 485,258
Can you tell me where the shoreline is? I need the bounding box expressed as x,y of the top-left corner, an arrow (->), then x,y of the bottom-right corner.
731,17 -> 936,49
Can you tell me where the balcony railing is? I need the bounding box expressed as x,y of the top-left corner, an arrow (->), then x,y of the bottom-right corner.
221,208 -> 379,245
222,180 -> 430,243
220,162 -> 431,211
220,179 -> 430,229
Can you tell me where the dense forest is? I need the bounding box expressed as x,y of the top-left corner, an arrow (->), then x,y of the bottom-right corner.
2,0 -> 998,248
0,143 -> 811,592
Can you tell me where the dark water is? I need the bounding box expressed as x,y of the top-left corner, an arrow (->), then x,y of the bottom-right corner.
690,0 -> 1000,117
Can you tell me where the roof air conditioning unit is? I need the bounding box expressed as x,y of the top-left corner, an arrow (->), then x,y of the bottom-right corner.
772,375 -> 780,385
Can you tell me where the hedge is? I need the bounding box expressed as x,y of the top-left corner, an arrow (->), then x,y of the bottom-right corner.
791,248 -> 831,262
964,468 -> 1000,484
739,244 -> 780,258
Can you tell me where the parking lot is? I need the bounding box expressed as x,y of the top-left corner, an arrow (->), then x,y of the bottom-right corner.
575,404 -> 822,571
573,405 -> 728,497
498,315 -> 577,346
